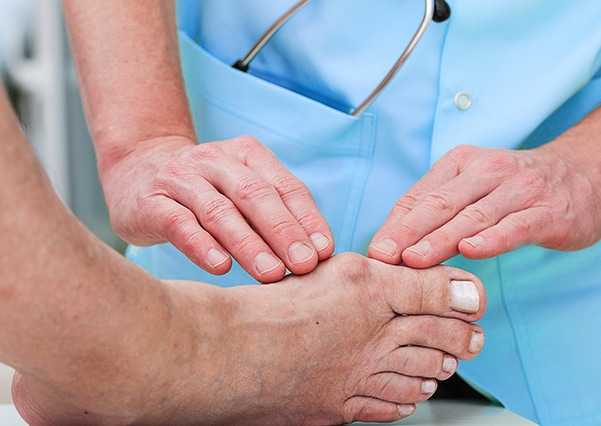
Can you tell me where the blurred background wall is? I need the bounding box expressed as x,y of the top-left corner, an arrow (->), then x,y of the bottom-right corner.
1,0 -> 125,403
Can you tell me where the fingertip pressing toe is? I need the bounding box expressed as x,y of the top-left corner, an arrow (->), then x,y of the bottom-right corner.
287,242 -> 316,265
207,248 -> 230,269
254,252 -> 286,283
406,241 -> 431,257
310,232 -> 332,255
370,238 -> 399,260
462,235 -> 483,248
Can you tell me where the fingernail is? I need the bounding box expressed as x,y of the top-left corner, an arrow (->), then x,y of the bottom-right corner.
407,241 -> 430,256
310,232 -> 331,252
463,235 -> 483,248
207,248 -> 229,268
442,355 -> 458,373
397,404 -> 416,417
255,252 -> 282,275
469,331 -> 485,354
288,242 -> 315,264
370,238 -> 398,257
449,280 -> 479,313
421,379 -> 437,394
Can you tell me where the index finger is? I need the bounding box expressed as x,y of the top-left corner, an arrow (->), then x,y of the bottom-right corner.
366,155 -> 462,264
227,136 -> 335,260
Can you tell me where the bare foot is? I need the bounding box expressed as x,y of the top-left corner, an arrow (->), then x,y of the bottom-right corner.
12,253 -> 485,425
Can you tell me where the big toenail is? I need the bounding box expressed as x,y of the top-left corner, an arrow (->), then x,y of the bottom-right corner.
469,331 -> 485,354
421,379 -> 437,394
449,280 -> 479,313
443,355 -> 458,373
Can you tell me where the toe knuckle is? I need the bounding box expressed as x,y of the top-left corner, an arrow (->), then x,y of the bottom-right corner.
333,253 -> 371,282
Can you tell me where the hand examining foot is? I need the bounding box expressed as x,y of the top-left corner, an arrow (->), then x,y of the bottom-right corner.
369,107 -> 601,268
12,253 -> 485,426
97,136 -> 334,283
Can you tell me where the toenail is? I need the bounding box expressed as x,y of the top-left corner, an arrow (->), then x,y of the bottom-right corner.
421,379 -> 437,394
397,404 -> 416,417
255,252 -> 282,275
310,232 -> 331,252
469,331 -> 485,354
442,355 -> 458,373
370,238 -> 398,257
449,280 -> 479,313
288,242 -> 315,264
407,241 -> 430,256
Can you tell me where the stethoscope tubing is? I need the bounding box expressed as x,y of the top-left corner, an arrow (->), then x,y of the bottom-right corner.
232,0 -> 446,116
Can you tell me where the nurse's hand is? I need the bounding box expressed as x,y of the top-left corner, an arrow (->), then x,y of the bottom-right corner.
100,135 -> 334,283
368,110 -> 601,268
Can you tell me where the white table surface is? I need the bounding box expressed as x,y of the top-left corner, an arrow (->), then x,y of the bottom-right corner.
353,400 -> 538,425
0,404 -> 27,425
0,400 -> 538,425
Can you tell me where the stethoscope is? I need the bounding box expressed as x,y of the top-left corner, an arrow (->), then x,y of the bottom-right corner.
233,0 -> 451,116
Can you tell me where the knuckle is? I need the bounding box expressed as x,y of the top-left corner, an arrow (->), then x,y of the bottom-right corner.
269,218 -> 300,239
231,233 -> 256,255
462,204 -> 494,227
185,143 -> 225,167
234,176 -> 274,203
447,144 -> 472,159
231,135 -> 270,160
272,174 -> 310,201
201,196 -> 238,226
442,144 -> 478,166
163,209 -> 188,233
481,150 -> 519,174
155,161 -> 185,184
418,317 -> 444,339
163,211 -> 203,250
177,229 -> 205,255
233,135 -> 261,150
423,191 -> 457,214
517,170 -> 546,190
394,192 -> 425,212
407,269 -> 427,313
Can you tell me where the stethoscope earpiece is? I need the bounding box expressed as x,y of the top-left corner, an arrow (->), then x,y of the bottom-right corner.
433,0 -> 451,23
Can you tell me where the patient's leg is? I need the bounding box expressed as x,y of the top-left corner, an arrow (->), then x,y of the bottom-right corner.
12,252 -> 485,425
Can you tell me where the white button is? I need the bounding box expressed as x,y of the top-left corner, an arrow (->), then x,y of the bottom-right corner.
454,92 -> 472,110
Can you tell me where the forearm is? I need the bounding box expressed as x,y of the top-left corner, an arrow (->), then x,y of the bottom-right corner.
536,105 -> 601,171
62,0 -> 196,177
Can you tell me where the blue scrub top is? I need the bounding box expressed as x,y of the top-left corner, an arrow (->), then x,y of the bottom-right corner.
128,1 -> 601,424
